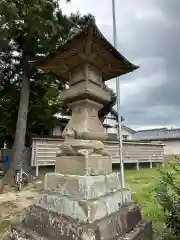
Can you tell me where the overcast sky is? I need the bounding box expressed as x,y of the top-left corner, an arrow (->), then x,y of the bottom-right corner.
61,0 -> 180,130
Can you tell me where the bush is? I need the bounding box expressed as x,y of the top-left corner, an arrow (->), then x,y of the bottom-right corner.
155,156 -> 180,237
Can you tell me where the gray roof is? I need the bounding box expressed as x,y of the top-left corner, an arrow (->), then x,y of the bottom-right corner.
132,128 -> 180,141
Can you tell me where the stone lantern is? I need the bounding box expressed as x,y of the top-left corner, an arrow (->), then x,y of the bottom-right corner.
9,22 -> 152,240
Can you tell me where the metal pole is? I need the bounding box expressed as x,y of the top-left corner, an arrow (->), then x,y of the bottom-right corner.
112,0 -> 125,188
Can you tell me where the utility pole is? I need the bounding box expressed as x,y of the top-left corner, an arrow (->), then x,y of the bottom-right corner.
112,0 -> 125,188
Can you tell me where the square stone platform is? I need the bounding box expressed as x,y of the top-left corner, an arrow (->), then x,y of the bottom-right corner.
9,202 -> 152,240
9,172 -> 153,240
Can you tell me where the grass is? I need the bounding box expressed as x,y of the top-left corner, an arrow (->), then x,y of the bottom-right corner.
125,167 -> 165,232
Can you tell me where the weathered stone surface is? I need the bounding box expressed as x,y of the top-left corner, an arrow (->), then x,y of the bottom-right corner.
44,172 -> 126,200
96,205 -> 142,239
123,220 -> 153,240
55,155 -> 112,176
36,188 -> 132,223
60,83 -> 111,107
62,98 -> 108,141
9,204 -> 151,240
41,24 -> 138,81
9,228 -> 47,240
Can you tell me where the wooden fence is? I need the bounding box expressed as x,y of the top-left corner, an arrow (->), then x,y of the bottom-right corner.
31,137 -> 164,176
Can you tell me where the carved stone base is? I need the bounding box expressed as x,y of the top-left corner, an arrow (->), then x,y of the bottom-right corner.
42,172 -> 131,223
8,170 -> 153,239
9,203 -> 153,240
44,172 -> 124,199
37,192 -> 131,223
55,155 -> 112,175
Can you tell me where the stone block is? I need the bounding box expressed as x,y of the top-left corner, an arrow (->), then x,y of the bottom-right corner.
36,188 -> 132,223
44,172 -> 124,200
55,155 -> 112,175
9,203 -> 146,240
105,173 -> 122,192
60,80 -> 111,103
123,220 -> 153,240
10,220 -> 153,240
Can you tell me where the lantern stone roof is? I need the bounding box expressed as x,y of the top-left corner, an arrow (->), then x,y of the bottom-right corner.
41,22 -> 139,82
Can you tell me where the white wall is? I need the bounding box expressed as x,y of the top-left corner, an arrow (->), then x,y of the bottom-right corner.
106,126 -> 117,134
104,113 -> 116,125
152,139 -> 180,155
103,112 -> 117,134
163,140 -> 180,155
122,128 -> 133,140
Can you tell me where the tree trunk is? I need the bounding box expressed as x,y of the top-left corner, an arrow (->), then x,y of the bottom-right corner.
4,74 -> 30,185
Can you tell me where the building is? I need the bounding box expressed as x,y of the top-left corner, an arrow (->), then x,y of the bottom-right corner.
103,109 -> 135,140
121,125 -> 136,141
132,128 -> 180,158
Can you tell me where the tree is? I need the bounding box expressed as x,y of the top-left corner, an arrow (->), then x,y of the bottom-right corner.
26,74 -> 63,140
0,71 -> 117,148
0,51 -> 19,148
0,0 -> 94,183
0,72 -> 63,148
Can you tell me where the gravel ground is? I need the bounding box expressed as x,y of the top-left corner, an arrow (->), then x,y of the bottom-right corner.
0,180 -> 43,239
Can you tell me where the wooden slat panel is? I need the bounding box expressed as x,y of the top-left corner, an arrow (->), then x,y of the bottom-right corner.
31,138 -> 164,166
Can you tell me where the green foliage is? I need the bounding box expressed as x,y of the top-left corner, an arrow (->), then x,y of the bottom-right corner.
0,73 -> 61,144
155,157 -> 180,237
0,0 -> 95,147
0,0 -> 95,74
0,0 -> 116,153
126,168 -> 165,232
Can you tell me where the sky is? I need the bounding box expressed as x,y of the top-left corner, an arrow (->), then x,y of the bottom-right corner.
61,0 -> 180,130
